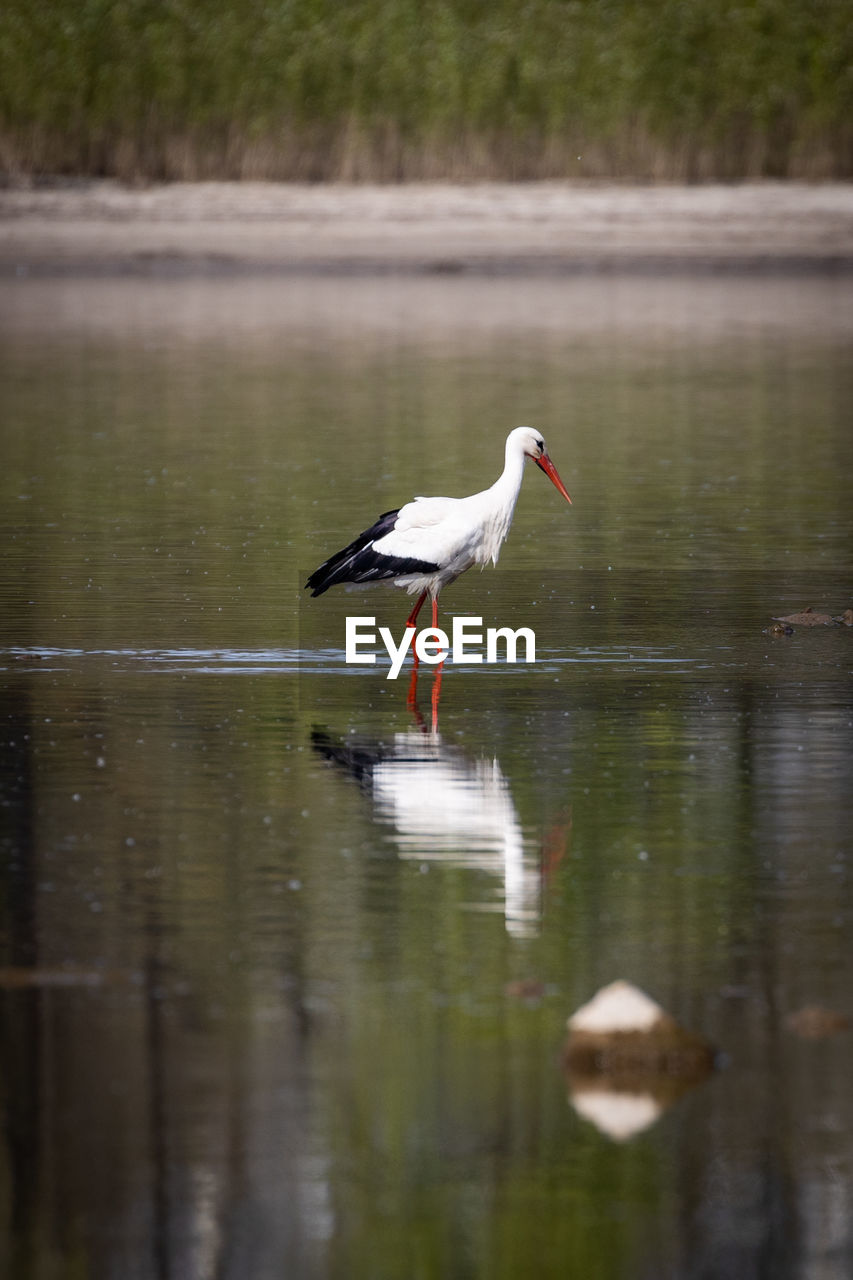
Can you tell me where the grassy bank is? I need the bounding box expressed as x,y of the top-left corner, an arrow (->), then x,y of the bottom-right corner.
2,0 -> 852,182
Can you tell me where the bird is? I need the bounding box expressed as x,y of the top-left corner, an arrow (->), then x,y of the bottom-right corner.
305,426 -> 572,631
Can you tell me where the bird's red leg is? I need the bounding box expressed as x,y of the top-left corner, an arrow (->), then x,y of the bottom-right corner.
406,590 -> 427,669
406,590 -> 427,629
428,595 -> 443,730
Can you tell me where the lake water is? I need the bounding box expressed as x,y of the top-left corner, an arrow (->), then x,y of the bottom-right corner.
1,269 -> 852,1279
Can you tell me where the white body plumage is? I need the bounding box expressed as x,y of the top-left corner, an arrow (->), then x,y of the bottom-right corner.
305,426 -> 572,626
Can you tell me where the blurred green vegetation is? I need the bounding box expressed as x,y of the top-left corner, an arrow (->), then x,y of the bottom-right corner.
1,0 -> 851,180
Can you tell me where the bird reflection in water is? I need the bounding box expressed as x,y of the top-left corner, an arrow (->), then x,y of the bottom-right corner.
312,678 -> 568,938
406,657 -> 443,733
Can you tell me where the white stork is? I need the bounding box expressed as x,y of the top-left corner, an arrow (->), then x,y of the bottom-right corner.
305,426 -> 572,629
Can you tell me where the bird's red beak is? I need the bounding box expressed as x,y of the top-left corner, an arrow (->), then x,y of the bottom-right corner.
535,453 -> 572,504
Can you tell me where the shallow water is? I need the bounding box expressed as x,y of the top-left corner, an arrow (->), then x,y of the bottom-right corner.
1,271 -> 852,1279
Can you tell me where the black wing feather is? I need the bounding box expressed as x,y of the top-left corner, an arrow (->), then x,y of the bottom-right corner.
305,508 -> 440,597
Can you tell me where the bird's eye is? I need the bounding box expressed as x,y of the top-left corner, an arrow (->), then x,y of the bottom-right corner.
536,439 -> 544,452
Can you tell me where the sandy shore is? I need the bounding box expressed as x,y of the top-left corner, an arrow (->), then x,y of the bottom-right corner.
2,181 -> 852,274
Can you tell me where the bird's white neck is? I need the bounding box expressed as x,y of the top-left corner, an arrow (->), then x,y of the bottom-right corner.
478,436 -> 528,564
496,433 -> 528,496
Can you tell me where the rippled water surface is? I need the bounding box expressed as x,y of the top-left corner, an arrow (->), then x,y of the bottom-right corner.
1,272 -> 852,1279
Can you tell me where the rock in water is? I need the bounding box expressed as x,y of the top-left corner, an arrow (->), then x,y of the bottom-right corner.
785,1005 -> 851,1039
567,980 -> 668,1034
563,981 -> 716,1140
773,606 -> 834,626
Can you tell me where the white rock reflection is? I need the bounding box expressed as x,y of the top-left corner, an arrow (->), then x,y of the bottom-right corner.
569,1088 -> 664,1142
312,728 -> 544,937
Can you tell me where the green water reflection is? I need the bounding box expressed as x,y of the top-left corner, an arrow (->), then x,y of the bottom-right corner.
1,273 -> 851,1279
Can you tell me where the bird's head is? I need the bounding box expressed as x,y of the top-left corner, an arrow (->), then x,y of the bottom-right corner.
510,426 -> 572,504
